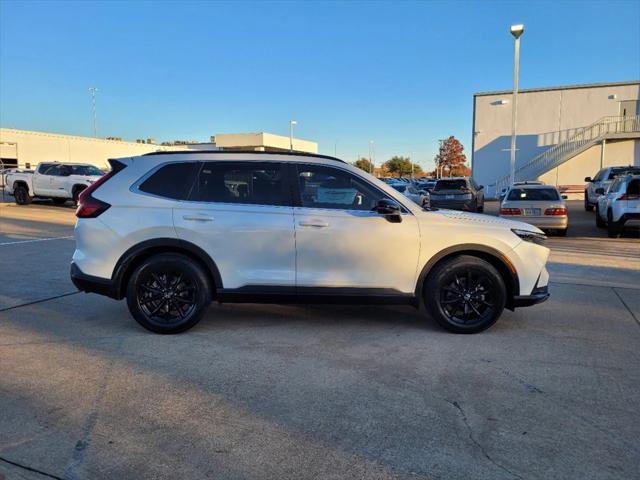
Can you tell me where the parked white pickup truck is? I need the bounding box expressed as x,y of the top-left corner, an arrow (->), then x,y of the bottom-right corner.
5,162 -> 104,205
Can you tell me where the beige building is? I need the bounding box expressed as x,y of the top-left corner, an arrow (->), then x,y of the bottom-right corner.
472,81 -> 640,197
0,129 -> 318,173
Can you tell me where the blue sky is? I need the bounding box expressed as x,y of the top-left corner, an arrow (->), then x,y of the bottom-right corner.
1,0 -> 639,170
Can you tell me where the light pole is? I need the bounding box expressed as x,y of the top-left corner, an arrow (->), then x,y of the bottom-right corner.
509,24 -> 524,186
289,120 -> 297,151
88,86 -> 98,138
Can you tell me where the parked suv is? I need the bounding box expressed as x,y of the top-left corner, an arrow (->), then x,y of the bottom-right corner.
584,165 -> 640,211
71,152 -> 550,334
428,177 -> 485,212
595,174 -> 640,237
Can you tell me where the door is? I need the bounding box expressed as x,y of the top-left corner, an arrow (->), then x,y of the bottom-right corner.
34,163 -> 56,195
293,164 -> 420,294
50,164 -> 71,197
173,161 -> 296,290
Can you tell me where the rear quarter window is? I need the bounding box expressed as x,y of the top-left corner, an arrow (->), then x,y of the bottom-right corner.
138,162 -> 200,200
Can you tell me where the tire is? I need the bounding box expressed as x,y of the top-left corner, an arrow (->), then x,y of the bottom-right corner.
476,204 -> 484,213
126,253 -> 212,334
584,192 -> 594,211
595,211 -> 605,228
13,185 -> 32,205
53,198 -> 67,205
423,255 -> 506,334
556,228 -> 568,237
607,210 -> 621,238
72,186 -> 85,205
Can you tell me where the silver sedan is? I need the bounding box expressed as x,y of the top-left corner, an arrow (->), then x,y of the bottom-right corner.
500,185 -> 568,236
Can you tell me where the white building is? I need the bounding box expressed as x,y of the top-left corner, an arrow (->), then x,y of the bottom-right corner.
471,81 -> 640,197
0,129 -> 318,172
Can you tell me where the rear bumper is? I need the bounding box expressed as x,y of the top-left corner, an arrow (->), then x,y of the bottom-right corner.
619,212 -> 640,226
501,215 -> 568,229
70,262 -> 118,299
512,285 -> 550,308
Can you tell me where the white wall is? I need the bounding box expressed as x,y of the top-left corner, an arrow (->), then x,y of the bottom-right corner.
0,128 -> 183,170
473,82 -> 640,188
538,139 -> 639,187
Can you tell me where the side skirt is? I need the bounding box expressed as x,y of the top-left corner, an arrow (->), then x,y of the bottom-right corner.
216,286 -> 418,307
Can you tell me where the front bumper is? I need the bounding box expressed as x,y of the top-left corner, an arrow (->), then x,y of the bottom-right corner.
70,262 -> 118,299
512,285 -> 550,307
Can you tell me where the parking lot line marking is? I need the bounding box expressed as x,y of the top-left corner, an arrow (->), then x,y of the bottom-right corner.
612,288 -> 639,327
0,291 -> 79,313
0,235 -> 74,246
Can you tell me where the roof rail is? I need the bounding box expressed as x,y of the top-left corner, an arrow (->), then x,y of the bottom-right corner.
142,149 -> 345,163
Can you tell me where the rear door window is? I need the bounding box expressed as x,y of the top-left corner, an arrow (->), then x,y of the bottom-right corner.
191,162 -> 289,206
138,162 -> 200,200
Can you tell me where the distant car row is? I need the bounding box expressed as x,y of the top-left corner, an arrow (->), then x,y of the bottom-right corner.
382,176 -> 485,212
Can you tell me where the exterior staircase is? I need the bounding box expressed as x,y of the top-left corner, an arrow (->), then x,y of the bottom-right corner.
490,115 -> 640,197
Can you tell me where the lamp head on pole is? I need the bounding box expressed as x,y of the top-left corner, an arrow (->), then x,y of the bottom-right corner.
290,120 -> 297,126
510,24 -> 524,39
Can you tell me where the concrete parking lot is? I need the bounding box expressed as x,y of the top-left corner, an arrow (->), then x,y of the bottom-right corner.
1,200 -> 639,480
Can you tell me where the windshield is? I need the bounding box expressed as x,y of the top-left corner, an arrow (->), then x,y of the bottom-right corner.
70,165 -> 104,176
608,168 -> 640,180
434,180 -> 467,191
507,188 -> 560,201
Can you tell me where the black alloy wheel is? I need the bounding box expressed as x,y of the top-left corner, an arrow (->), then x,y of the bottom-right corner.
126,253 -> 211,333
14,186 -> 32,205
424,255 -> 506,333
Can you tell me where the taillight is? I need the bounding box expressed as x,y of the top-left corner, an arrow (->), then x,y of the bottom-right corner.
76,160 -> 126,218
500,208 -> 522,215
617,193 -> 640,201
544,207 -> 567,216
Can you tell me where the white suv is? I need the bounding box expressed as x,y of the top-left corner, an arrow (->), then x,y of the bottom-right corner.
595,174 -> 640,237
71,151 -> 550,334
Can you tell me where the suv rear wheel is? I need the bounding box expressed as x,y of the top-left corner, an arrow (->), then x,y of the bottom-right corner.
126,253 -> 211,334
424,255 -> 506,334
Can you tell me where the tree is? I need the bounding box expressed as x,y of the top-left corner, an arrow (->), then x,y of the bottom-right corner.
383,156 -> 423,177
433,136 -> 471,177
353,157 -> 373,172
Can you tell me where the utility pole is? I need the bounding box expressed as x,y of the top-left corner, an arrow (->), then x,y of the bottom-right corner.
88,87 -> 98,137
368,140 -> 374,174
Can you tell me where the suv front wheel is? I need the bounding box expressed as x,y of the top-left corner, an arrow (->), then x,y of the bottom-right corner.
424,255 -> 506,334
126,253 -> 212,334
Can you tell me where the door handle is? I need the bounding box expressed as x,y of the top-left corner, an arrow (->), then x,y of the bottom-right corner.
298,220 -> 329,228
182,214 -> 214,222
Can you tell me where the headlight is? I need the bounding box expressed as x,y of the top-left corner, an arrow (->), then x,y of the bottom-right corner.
511,228 -> 546,245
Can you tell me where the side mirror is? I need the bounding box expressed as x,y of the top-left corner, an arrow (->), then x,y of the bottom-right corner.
478,185 -> 484,190
373,198 -> 402,223
584,177 -> 592,182
595,188 -> 605,195
561,195 -> 568,200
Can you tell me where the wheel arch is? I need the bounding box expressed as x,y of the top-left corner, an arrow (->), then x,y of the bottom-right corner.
12,180 -> 29,192
111,238 -> 223,299
415,244 -> 520,309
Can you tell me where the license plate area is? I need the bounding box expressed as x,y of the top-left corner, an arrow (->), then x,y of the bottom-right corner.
523,208 -> 541,216
446,194 -> 455,199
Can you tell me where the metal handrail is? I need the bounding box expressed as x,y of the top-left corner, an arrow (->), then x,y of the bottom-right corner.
490,115 -> 640,196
